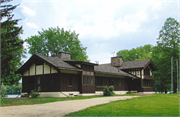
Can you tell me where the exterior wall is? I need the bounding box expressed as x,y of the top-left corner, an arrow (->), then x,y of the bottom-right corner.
141,87 -> 155,92
58,52 -> 71,60
60,69 -> 78,74
95,76 -> 129,91
95,91 -> 128,95
141,69 -> 144,79
81,69 -> 95,93
111,56 -> 122,67
60,73 -> 81,92
23,69 -> 29,76
44,63 -> 50,74
36,65 -> 43,75
138,92 -> 155,94
29,64 -> 35,75
23,62 -> 57,76
22,73 -> 60,93
51,67 -> 58,73
40,92 -> 80,97
114,91 -> 129,95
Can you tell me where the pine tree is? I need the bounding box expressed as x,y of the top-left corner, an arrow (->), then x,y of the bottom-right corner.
1,0 -> 24,86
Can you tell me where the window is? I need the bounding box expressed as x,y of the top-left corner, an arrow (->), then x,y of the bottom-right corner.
37,77 -> 40,84
109,79 -> 113,86
96,78 -> 102,86
91,77 -> 93,84
90,66 -> 94,71
83,76 -> 86,84
86,66 -> 89,70
119,79 -> 121,86
144,67 -> 150,76
48,77 -> 53,86
69,77 -> 72,86
87,76 -> 90,84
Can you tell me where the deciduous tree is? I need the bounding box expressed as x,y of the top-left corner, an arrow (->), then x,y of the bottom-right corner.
152,17 -> 180,93
26,26 -> 89,61
117,44 -> 153,61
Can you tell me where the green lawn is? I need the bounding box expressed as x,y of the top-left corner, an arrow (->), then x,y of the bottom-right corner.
66,94 -> 179,116
1,94 -> 137,107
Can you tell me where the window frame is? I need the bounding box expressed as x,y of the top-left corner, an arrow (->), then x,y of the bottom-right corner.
37,77 -> 40,84
68,77 -> 72,86
96,78 -> 103,86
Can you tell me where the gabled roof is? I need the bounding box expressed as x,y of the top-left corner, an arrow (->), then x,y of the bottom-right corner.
120,59 -> 157,71
94,64 -> 138,79
36,54 -> 81,70
16,54 -> 82,74
64,60 -> 98,66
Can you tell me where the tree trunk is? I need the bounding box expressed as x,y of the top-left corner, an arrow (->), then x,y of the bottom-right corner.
165,86 -> 167,94
173,82 -> 177,93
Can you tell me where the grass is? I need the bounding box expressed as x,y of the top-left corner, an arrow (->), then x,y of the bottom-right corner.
1,94 -> 137,107
66,94 -> 179,116
0,95 -> 103,107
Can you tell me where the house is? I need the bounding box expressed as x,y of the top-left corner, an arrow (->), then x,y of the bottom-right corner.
16,52 -> 157,97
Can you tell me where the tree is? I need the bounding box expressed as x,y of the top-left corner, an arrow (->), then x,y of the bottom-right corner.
117,44 -> 153,62
26,26 -> 89,61
152,17 -> 180,93
1,0 -> 25,86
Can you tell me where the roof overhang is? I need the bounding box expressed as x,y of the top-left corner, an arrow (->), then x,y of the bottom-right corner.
16,54 -> 59,74
144,60 -> 158,71
94,71 -> 139,79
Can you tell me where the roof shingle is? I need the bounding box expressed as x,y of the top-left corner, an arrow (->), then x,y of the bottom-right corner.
94,64 -> 137,78
120,59 -> 151,69
36,54 -> 81,71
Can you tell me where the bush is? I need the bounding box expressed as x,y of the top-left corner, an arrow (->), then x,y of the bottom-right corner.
30,87 -> 41,98
109,85 -> 114,96
102,85 -> 114,96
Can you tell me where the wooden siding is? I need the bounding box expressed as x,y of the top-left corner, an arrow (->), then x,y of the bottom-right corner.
60,73 -> 81,92
95,76 -> 130,91
22,73 -> 60,93
81,84 -> 95,93
144,75 -> 152,79
141,87 -> 155,92
81,74 -> 95,93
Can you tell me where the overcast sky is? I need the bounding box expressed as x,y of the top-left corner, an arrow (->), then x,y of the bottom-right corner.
10,0 -> 179,64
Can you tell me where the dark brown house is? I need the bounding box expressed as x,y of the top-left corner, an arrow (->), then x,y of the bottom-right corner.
16,52 -> 157,97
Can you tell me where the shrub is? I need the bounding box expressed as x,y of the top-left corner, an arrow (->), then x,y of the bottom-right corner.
102,85 -> 114,96
109,85 -> 114,96
30,86 -> 41,98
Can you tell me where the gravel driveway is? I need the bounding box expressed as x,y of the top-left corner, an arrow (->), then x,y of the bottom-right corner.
0,96 -> 139,117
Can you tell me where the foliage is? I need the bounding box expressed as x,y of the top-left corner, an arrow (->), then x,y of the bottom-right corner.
66,94 -> 179,116
117,44 -> 153,62
1,83 -> 22,95
25,26 -> 89,61
30,87 -> 41,98
152,17 -> 180,93
1,84 -> 7,95
102,86 -> 114,96
1,94 -> 7,99
1,0 -> 25,86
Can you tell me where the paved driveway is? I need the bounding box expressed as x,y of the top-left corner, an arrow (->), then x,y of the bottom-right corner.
0,96 -> 139,117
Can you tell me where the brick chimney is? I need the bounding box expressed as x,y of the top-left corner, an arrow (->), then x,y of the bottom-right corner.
111,56 -> 122,67
58,51 -> 71,60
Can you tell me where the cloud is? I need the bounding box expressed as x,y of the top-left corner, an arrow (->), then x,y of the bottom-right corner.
19,0 -> 179,64
26,22 -> 39,29
21,5 -> 36,16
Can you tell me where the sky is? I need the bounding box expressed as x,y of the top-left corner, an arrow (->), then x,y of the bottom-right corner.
9,0 -> 180,64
